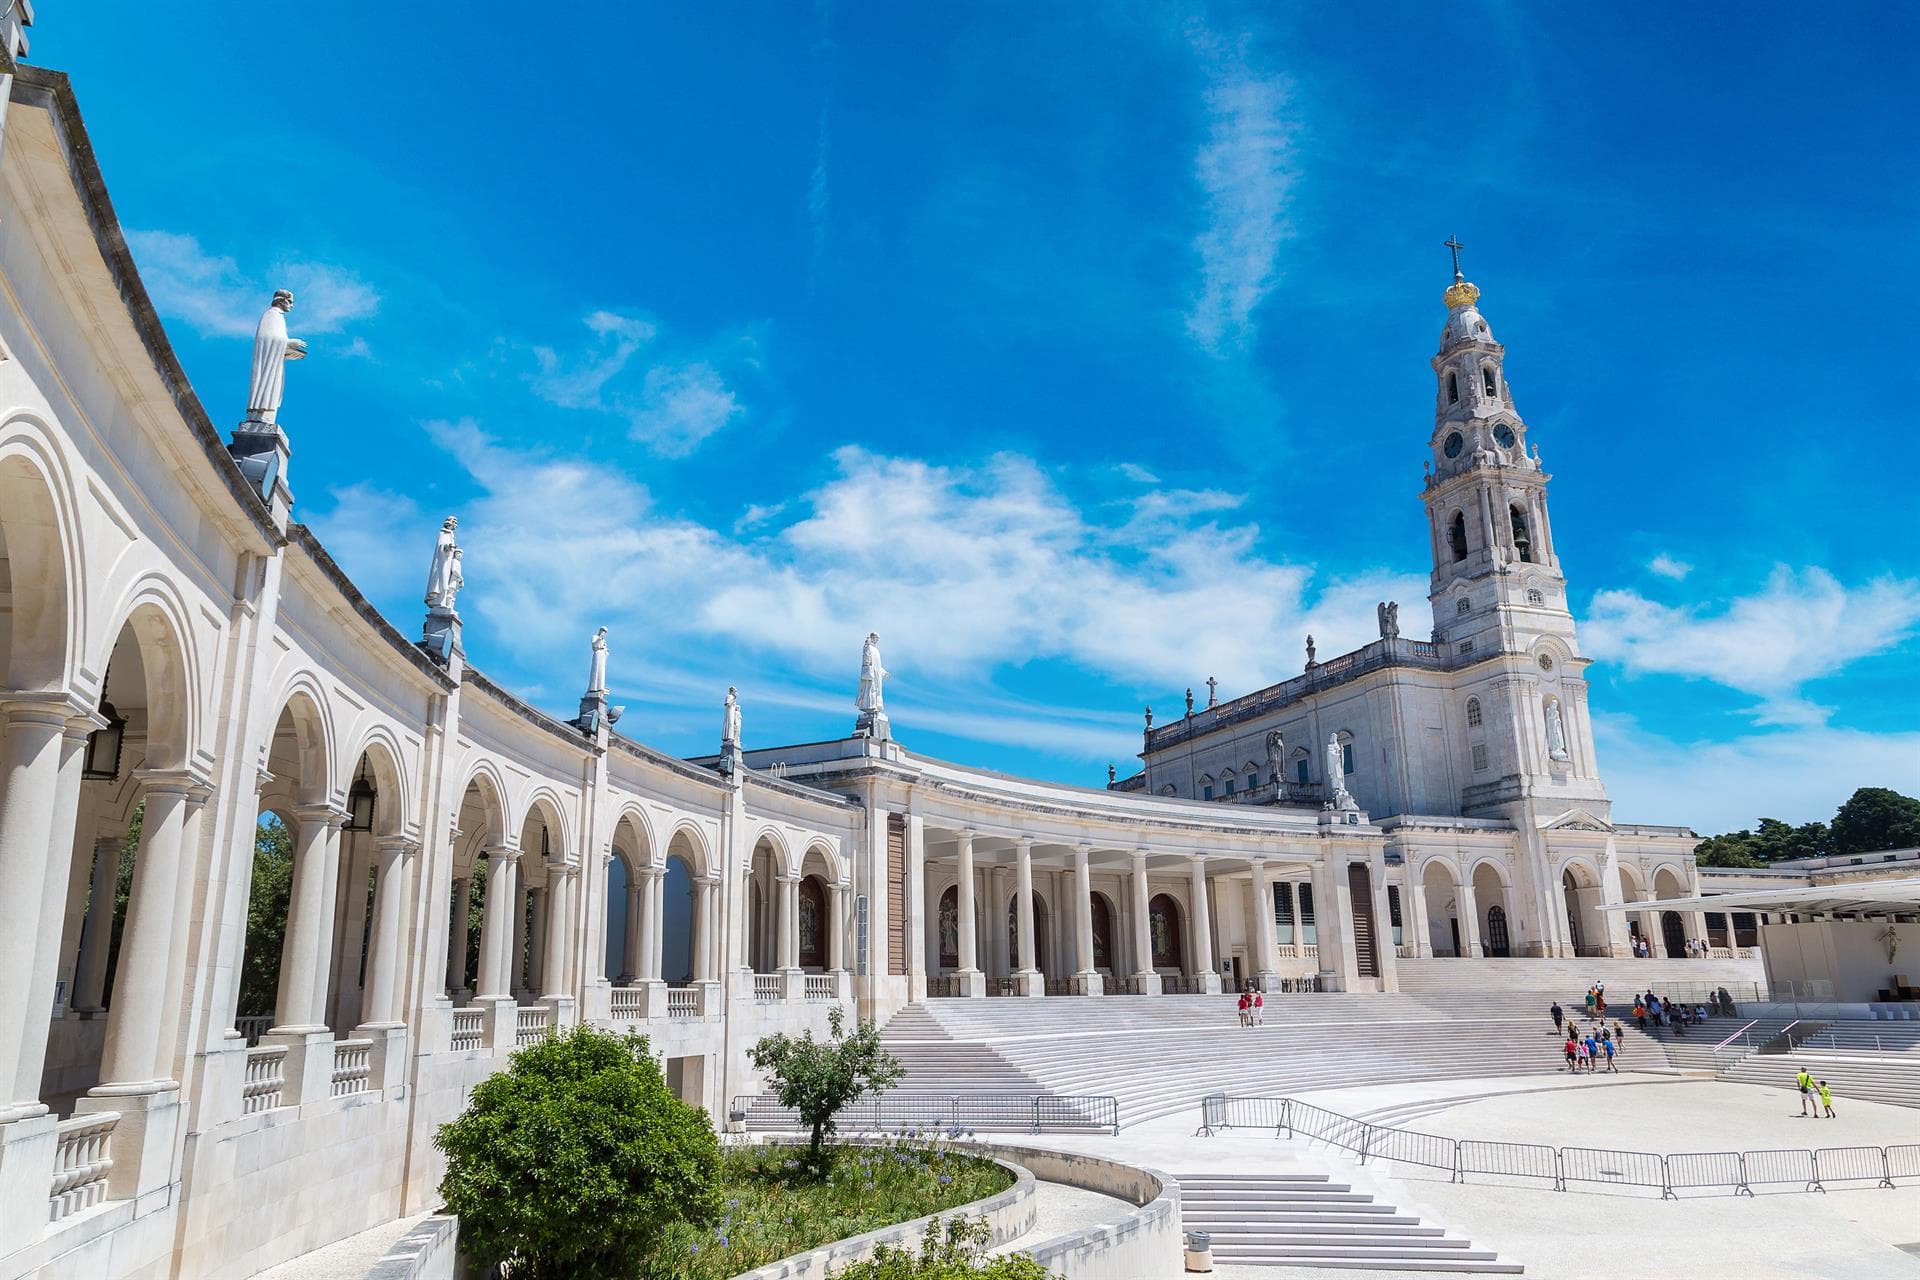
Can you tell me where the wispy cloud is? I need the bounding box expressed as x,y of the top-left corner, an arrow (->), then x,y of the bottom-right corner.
126,230 -> 378,338
1648,553 -> 1692,581
1582,566 -> 1920,723
807,0 -> 835,295
1183,22 -> 1299,356
525,311 -> 750,456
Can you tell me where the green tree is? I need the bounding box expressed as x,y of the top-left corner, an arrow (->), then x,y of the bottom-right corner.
831,1217 -> 1052,1280
1830,787 -> 1920,855
748,1007 -> 904,1174
1693,832 -> 1761,868
436,1025 -> 719,1280
237,815 -> 294,1017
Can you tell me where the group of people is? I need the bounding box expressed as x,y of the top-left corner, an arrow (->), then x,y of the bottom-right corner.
1627,936 -> 1718,958
1549,997 -> 1626,1073
1235,985 -> 1265,1027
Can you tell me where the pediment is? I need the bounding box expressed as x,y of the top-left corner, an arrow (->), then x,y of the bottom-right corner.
1540,807 -> 1612,833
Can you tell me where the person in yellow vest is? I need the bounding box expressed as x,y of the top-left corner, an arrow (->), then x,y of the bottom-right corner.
1818,1080 -> 1835,1119
1795,1068 -> 1816,1116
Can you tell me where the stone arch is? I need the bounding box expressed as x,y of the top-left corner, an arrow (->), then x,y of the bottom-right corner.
1559,857 -> 1605,956
518,788 -> 573,861
664,820 -> 713,879
1469,858 -> 1512,957
0,418 -> 84,692
1418,858 -> 1465,957
1090,890 -> 1117,971
746,833 -> 786,973
342,725 -> 411,839
454,759 -> 513,851
801,837 -> 843,885
266,677 -> 337,807
660,826 -> 706,985
93,578 -> 203,772
610,804 -> 658,871
1147,892 -> 1185,972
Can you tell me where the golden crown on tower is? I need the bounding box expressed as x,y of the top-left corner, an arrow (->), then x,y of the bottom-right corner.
1443,279 -> 1481,308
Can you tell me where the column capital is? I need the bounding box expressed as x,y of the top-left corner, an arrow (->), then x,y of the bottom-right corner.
485,844 -> 522,864
1013,837 -> 1033,855
1189,851 -> 1209,868
374,835 -> 419,859
290,800 -> 349,829
0,691 -> 86,729
135,767 -> 211,800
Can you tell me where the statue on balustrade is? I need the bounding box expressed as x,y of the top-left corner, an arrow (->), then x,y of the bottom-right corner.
245,289 -> 306,425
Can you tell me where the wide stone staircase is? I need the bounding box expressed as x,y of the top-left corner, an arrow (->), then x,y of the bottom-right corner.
1178,1172 -> 1521,1272
1395,956 -> 1766,998
877,990 -> 1678,1129
1717,1036 -> 1920,1109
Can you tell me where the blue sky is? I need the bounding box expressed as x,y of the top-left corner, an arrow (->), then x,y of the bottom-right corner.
56,3 -> 1919,832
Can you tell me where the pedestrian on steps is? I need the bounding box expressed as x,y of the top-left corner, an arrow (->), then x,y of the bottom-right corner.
1602,1036 -> 1618,1073
1252,989 -> 1264,1026
1796,1068 -> 1817,1116
1564,1032 -> 1579,1071
1584,988 -> 1596,1018
1551,1001 -> 1565,1033
1236,989 -> 1251,1028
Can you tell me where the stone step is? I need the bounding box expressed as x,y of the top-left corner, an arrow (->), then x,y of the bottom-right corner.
1205,1234 -> 1474,1250
1209,1250 -> 1522,1272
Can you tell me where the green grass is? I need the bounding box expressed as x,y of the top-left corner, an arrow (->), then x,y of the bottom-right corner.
648,1133 -> 1014,1279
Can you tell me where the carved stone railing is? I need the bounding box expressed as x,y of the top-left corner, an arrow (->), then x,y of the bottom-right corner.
450,1008 -> 484,1052
925,974 -> 961,998
242,1044 -> 288,1114
1160,974 -> 1208,995
515,1007 -> 553,1046
49,1112 -> 117,1222
803,974 -> 837,1002
234,1014 -> 273,1047
330,1039 -> 372,1097
666,987 -> 699,1019
753,973 -> 783,1003
609,987 -> 645,1019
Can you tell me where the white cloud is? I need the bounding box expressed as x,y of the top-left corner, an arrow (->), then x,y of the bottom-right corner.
320,428 -> 1420,703
526,311 -> 747,456
1647,553 -> 1692,581
1595,713 -> 1920,832
1116,462 -> 1161,484
1183,23 -> 1299,355
125,230 -> 378,338
1582,566 -> 1920,721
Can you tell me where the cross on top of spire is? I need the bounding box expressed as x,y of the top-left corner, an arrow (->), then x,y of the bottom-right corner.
1444,235 -> 1466,282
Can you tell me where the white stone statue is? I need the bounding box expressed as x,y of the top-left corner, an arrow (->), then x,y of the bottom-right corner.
245,290 -> 306,424
1544,698 -> 1570,761
1264,730 -> 1286,782
587,627 -> 610,694
855,632 -> 886,714
424,516 -> 463,610
1326,733 -> 1344,793
722,686 -> 742,747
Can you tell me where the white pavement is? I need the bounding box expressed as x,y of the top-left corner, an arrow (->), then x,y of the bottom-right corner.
1014,1076 -> 1920,1279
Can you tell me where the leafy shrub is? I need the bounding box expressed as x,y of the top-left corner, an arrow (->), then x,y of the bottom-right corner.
831,1216 -> 1054,1280
436,1025 -> 720,1280
748,1006 -> 904,1172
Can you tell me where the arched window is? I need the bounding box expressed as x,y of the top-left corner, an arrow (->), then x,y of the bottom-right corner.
1482,364 -> 1497,396
1466,697 -> 1482,728
797,876 -> 827,969
1510,505 -> 1533,562
1091,895 -> 1113,969
1456,595 -> 1471,615
1294,750 -> 1310,785
1447,371 -> 1459,404
1449,511 -> 1469,562
1341,739 -> 1356,775
938,885 -> 959,969
1527,587 -> 1544,605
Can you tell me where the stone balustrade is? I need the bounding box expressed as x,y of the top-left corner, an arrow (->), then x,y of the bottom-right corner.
666,987 -> 700,1018
49,1112 -> 117,1223
234,1015 -> 273,1047
330,1039 -> 373,1097
242,1044 -> 288,1114
449,1009 -> 484,1052
752,974 -> 782,1003
610,987 -> 646,1018
514,1007 -> 553,1046
803,974 -> 837,1002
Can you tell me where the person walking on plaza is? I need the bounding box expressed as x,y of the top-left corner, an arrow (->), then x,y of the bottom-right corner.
1564,1032 -> 1579,1071
1237,988 -> 1252,1028
1603,1036 -> 1618,1073
1252,988 -> 1264,1026
1819,1080 -> 1835,1118
1796,1068 -> 1817,1116
1551,1001 -> 1564,1033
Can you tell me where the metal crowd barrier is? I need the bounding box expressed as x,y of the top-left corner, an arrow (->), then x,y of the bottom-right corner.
732,1092 -> 1120,1136
1196,1094 -> 1909,1196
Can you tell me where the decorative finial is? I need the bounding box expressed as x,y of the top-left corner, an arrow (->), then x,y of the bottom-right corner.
1441,235 -> 1480,309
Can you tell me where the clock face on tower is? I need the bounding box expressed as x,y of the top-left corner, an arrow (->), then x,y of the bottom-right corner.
1443,431 -> 1464,458
1493,423 -> 1516,448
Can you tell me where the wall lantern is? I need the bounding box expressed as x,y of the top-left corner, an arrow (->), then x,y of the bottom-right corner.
81,696 -> 126,781
345,759 -> 376,832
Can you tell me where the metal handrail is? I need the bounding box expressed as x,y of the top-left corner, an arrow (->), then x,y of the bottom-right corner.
730,1091 -> 1121,1137
1713,1019 -> 1760,1051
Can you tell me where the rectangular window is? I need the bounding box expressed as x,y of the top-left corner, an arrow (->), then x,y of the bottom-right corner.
1387,884 -> 1404,946
1342,744 -> 1355,774
1247,773 -> 1258,791
1705,911 -> 1729,948
1471,743 -> 1489,771
1299,883 -> 1316,945
1733,912 -> 1758,948
1202,784 -> 1213,801
1458,639 -> 1475,655
1224,778 -> 1235,796
886,814 -> 907,975
854,894 -> 869,976
1271,882 -> 1294,945
1296,759 -> 1309,784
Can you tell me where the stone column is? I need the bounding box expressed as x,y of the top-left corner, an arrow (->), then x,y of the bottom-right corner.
623,875 -> 644,981
1071,846 -> 1098,989
953,831 -> 983,996
510,880 -> 530,998
446,876 -> 472,997
1013,839 -> 1040,994
475,849 -> 520,999
543,870 -> 571,998
642,868 -> 663,981
527,887 -> 548,995
95,774 -> 194,1087
774,874 -> 796,970
360,838 -> 414,1026
1458,874 -> 1484,958
1311,856 -> 1354,991
332,834 -> 374,1027
1130,850 -> 1161,994
1248,860 -> 1280,985
72,835 -> 122,1014
274,805 -> 344,1031
829,882 -> 847,970
1188,855 -> 1220,993
1598,838 -> 1632,957
1403,865 -> 1433,959
906,816 -> 927,994
1370,855 -> 1400,992
0,698 -> 89,1116
692,879 -> 712,980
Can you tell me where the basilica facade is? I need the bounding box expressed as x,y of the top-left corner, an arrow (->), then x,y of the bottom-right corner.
0,25 -> 1733,1280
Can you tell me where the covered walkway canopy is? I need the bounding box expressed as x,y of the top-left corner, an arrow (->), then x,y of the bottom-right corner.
1599,877 -> 1920,920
